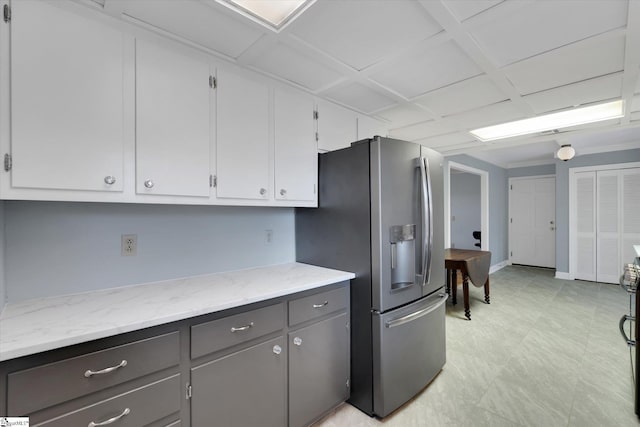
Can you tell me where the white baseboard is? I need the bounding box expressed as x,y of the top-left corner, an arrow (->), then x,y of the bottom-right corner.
555,272 -> 571,280
489,260 -> 509,274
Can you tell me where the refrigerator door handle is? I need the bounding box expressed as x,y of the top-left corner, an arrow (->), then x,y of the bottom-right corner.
418,157 -> 433,286
385,293 -> 447,328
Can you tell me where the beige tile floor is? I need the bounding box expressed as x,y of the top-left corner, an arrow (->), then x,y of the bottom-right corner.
314,265 -> 638,427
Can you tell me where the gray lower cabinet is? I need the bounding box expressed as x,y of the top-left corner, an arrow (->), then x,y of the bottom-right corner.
1,282 -> 349,427
289,313 -> 350,427
34,374 -> 181,427
190,336 -> 286,427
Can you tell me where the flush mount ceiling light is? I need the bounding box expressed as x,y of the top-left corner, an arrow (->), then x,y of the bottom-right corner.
556,144 -> 576,161
469,100 -> 625,142
217,0 -> 315,31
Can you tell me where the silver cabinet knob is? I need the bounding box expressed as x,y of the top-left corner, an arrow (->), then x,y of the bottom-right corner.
272,345 -> 282,355
104,176 -> 116,185
144,179 -> 154,189
280,189 -> 287,196
259,188 -> 267,196
293,337 -> 302,346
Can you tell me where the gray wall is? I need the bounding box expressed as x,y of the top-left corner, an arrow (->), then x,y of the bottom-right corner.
446,155 -> 509,265
555,148 -> 640,274
508,163 -> 556,178
0,201 -> 5,311
4,201 -> 295,302
450,172 -> 481,249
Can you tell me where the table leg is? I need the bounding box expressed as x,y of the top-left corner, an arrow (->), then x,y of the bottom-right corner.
463,275 -> 470,320
446,268 -> 451,296
451,269 -> 458,305
484,277 -> 490,304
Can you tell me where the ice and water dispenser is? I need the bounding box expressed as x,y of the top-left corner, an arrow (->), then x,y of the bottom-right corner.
390,224 -> 416,290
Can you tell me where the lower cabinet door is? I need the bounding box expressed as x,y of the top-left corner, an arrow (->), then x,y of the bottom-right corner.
190,336 -> 286,427
289,313 -> 349,427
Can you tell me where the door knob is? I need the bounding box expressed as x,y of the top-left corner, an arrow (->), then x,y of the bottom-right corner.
272,345 -> 282,355
144,179 -> 154,189
293,337 -> 302,346
259,188 -> 267,196
280,189 -> 287,196
104,176 -> 116,185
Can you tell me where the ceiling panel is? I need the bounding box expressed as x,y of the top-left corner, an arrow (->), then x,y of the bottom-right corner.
247,43 -> 343,91
470,0 -> 628,67
503,34 -> 625,95
369,40 -> 482,99
390,120 -> 458,141
414,75 -> 507,116
321,82 -> 397,114
287,0 -> 442,71
523,73 -> 623,114
472,140 -> 561,167
122,0 -> 264,58
446,100 -> 524,130
415,132 -> 476,149
375,104 -> 433,127
443,0 -> 504,22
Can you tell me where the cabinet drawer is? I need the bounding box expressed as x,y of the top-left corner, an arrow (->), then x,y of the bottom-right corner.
191,303 -> 284,359
8,332 -> 180,415
289,286 -> 348,326
34,374 -> 181,427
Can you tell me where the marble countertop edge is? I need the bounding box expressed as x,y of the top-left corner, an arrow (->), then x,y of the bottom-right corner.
0,262 -> 354,362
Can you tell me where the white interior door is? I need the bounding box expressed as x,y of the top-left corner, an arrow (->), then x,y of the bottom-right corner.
571,166 -> 640,284
574,172 -> 596,281
509,177 -> 556,268
596,171 -> 620,283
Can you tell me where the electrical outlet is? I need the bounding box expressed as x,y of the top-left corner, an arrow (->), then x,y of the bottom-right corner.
121,234 -> 137,256
265,230 -> 273,244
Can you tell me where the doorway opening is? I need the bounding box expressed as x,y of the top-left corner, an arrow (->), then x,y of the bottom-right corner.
444,162 -> 489,252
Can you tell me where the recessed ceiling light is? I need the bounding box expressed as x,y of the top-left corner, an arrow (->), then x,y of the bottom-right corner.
469,100 -> 625,142
217,0 -> 314,31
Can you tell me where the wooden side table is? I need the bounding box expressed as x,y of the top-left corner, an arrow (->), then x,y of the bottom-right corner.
445,248 -> 491,320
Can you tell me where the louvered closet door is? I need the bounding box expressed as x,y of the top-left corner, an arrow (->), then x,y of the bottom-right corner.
575,172 -> 596,281
596,171 -> 620,283
622,169 -> 640,264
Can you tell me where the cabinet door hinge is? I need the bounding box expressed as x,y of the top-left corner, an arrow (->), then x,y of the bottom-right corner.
3,5 -> 10,23
510,184 -> 512,190
313,184 -> 316,195
186,383 -> 192,400
209,75 -> 217,89
4,153 -> 11,172
346,379 -> 350,388
313,110 -> 319,120
510,251 -> 513,257
510,218 -> 512,224
210,175 -> 217,188
315,132 -> 319,142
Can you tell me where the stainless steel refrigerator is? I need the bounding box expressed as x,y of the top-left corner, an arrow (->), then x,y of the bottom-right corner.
296,136 -> 447,418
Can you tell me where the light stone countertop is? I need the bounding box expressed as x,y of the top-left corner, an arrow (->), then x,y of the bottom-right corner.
0,262 -> 354,362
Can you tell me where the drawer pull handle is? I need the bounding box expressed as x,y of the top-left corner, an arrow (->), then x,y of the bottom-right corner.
230,322 -> 254,332
313,301 -> 329,309
84,360 -> 127,378
88,407 -> 130,427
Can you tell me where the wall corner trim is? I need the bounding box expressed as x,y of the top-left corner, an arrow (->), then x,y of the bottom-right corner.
554,271 -> 571,280
489,260 -> 509,274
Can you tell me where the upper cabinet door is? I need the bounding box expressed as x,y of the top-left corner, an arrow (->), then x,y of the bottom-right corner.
10,1 -> 124,192
136,39 -> 211,197
216,70 -> 269,200
316,101 -> 357,152
274,89 -> 317,203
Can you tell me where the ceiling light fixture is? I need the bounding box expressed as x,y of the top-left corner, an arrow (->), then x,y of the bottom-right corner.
556,144 -> 576,161
469,100 -> 625,142
217,0 -> 314,31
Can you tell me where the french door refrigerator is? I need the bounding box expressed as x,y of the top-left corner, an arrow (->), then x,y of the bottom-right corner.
296,136 -> 446,417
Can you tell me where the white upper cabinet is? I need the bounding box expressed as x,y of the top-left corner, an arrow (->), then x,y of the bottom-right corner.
216,69 -> 270,201
10,1 -> 124,192
316,101 -> 357,152
135,39 -> 211,197
274,89 -> 317,203
357,115 -> 389,140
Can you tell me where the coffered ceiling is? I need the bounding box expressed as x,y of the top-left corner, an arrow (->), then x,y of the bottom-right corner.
90,0 -> 640,168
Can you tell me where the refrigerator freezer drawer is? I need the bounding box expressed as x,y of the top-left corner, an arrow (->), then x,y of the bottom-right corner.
372,291 -> 447,417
